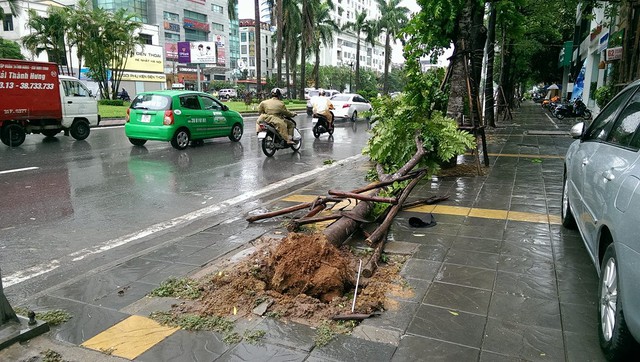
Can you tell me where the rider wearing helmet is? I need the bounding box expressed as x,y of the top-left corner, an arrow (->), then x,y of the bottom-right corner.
312,90 -> 334,129
257,88 -> 296,144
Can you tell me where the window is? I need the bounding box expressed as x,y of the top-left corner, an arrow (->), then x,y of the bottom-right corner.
62,80 -> 91,97
163,11 -> 179,22
3,14 -> 13,31
609,89 -> 640,148
585,88 -> 635,142
180,95 -> 201,110
241,32 -> 247,42
184,10 -> 206,22
241,45 -> 247,54
201,96 -> 221,110
139,34 -> 153,45
185,29 -> 207,42
211,4 -> 223,14
212,22 -> 224,32
165,32 -> 180,42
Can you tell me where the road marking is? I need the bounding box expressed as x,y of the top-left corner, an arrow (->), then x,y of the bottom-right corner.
0,166 -> 39,175
545,113 -> 559,129
2,154 -> 364,287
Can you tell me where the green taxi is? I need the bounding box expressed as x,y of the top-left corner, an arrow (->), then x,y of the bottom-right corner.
125,90 -> 244,150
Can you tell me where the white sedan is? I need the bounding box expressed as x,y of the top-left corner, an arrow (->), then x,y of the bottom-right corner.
330,93 -> 372,121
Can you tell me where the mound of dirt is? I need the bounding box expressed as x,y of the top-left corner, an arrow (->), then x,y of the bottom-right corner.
180,233 -> 410,326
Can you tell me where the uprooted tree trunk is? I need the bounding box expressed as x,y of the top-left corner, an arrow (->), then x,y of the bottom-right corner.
322,134 -> 427,248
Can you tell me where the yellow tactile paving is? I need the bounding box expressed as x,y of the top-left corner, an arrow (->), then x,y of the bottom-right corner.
468,208 -> 509,220
81,315 -> 178,360
285,195 -> 560,225
472,153 -> 564,159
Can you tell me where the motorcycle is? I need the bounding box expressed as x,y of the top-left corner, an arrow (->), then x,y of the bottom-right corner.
554,98 -> 592,120
311,113 -> 334,138
257,116 -> 302,157
117,92 -> 131,102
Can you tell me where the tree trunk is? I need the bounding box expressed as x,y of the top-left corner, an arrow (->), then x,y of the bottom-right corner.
254,1 -> 262,95
446,0 -> 475,126
469,1 -> 486,126
383,32 -> 391,95
300,45 -> 307,98
276,0 -> 284,88
484,1 -> 497,128
314,46 -> 320,88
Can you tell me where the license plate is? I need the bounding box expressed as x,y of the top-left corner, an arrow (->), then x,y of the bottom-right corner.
312,118 -> 318,124
257,131 -> 266,139
141,114 -> 151,123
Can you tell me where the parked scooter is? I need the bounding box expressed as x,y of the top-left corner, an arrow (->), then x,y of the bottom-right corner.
554,98 -> 592,120
257,116 -> 302,157
311,113 -> 334,138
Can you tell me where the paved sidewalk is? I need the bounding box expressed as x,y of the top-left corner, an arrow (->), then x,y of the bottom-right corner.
1,102 -> 607,361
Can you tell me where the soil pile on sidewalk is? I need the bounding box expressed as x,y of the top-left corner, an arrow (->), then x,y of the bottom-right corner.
181,233 -> 409,326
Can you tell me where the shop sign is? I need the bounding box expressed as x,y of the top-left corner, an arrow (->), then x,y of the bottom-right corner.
165,43 -> 178,60
184,18 -> 209,32
120,71 -> 166,83
121,45 -> 164,73
606,47 -> 623,61
163,21 -> 180,33
599,32 -> 609,53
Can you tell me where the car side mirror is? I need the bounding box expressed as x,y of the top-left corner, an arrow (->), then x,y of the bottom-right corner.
570,122 -> 585,139
222,104 -> 229,111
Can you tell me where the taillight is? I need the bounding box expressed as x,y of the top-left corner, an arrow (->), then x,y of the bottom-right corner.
125,108 -> 130,123
342,103 -> 350,108
163,110 -> 174,125
258,123 -> 266,131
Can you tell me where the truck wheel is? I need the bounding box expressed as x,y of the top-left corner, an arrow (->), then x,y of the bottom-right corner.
1,124 -> 26,147
42,129 -> 60,138
70,121 -> 90,140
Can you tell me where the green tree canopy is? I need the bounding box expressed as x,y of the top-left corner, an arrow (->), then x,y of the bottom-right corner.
0,38 -> 24,59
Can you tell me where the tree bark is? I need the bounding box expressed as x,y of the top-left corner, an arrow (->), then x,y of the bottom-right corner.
327,191 -> 397,204
484,1 -> 497,128
276,0 -> 283,88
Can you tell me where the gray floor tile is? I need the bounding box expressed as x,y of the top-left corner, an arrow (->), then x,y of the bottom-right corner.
482,317 -> 564,361
217,341 -> 307,362
423,282 -> 491,315
253,318 -> 316,352
457,224 -> 504,240
451,236 -> 502,254
560,302 -> 599,334
497,253 -> 555,278
435,263 -> 496,290
479,350 -> 531,362
308,333 -> 396,362
444,249 -> 499,270
556,278 -> 598,306
136,329 -> 230,362
488,293 -> 561,330
494,271 -> 558,300
361,300 -> 419,333
500,240 -> 553,260
392,335 -> 479,361
413,243 -> 449,262
407,304 -> 486,348
564,331 -> 607,362
400,258 -> 441,282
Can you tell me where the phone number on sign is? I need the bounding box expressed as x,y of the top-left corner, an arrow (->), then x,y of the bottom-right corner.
0,82 -> 55,90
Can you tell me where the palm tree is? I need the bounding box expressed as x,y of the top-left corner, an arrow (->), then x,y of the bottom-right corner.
22,6 -> 70,71
310,2 -> 339,89
375,0 -> 409,94
0,0 -> 19,18
227,0 -> 237,20
342,11 -> 376,93
254,0 -> 262,95
283,0 -> 301,97
298,0 -> 320,99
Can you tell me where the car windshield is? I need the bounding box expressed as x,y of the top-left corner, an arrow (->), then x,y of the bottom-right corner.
309,90 -> 320,97
131,94 -> 171,110
331,95 -> 351,102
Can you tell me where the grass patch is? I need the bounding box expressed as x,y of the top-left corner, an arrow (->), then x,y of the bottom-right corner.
14,307 -> 71,326
314,320 -> 358,347
42,349 -> 64,362
243,330 -> 266,344
148,277 -> 201,299
150,311 -> 234,333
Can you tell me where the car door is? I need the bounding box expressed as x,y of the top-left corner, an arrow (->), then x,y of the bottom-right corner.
354,95 -> 370,114
199,95 -> 228,136
577,86 -> 638,253
178,94 -> 212,139
61,79 -> 97,121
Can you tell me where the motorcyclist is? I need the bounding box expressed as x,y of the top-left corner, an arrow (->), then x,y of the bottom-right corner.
119,88 -> 130,101
257,88 -> 296,145
312,90 -> 334,129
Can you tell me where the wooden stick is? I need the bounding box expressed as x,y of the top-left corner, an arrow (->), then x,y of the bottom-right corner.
344,170 -> 426,194
401,195 -> 450,209
246,197 -> 342,222
327,191 -> 398,204
286,214 -> 342,231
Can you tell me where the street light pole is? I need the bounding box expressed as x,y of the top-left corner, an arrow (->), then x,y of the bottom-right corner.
348,61 -> 354,92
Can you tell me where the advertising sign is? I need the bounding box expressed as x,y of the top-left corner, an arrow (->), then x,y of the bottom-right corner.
120,71 -> 166,83
163,21 -> 180,33
165,43 -> 178,60
190,41 -> 217,64
124,45 -> 164,73
215,35 -> 226,67
178,42 -> 191,63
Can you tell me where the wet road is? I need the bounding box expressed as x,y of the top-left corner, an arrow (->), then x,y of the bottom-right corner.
0,114 -> 371,299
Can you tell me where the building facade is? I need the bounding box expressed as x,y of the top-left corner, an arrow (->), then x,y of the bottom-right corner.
237,18 -> 275,89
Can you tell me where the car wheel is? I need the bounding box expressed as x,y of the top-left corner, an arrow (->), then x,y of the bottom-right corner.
70,121 -> 90,140
228,123 -> 243,142
1,124 -> 26,147
561,173 -> 577,228
129,138 -> 147,146
261,132 -> 277,157
351,111 -> 357,122
42,129 -> 60,138
171,128 -> 190,150
598,244 -> 638,360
